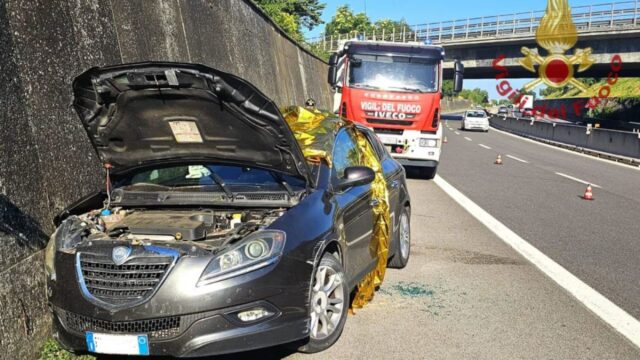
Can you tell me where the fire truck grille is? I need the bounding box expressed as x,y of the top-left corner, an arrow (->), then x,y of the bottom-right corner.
367,119 -> 413,126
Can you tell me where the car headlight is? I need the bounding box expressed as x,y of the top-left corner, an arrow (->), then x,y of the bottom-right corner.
198,230 -> 286,286
419,138 -> 438,147
44,235 -> 56,281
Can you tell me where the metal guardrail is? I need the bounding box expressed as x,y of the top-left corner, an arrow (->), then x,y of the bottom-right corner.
307,1 -> 640,52
490,115 -> 640,164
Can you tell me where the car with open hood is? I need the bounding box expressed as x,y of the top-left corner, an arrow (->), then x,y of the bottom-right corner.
46,62 -> 411,357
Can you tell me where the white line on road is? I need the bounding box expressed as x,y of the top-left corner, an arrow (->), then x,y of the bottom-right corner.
506,154 -> 529,163
555,172 -> 602,188
478,144 -> 492,150
433,175 -> 640,349
464,136 -> 472,141
455,131 -> 460,135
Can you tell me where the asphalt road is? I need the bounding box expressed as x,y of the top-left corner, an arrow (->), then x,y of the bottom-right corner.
438,116 -> 640,319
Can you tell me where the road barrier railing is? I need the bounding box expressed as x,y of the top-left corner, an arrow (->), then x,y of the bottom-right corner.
489,115 -> 640,165
307,1 -> 640,52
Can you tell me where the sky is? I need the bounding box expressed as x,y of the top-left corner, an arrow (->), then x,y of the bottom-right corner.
304,0 -> 602,100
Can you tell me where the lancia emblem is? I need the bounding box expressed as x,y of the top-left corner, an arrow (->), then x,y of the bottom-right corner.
112,246 -> 132,265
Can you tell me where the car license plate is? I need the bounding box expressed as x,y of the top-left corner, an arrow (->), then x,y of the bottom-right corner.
85,332 -> 149,355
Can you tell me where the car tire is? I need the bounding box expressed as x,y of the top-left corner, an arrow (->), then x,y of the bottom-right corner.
298,253 -> 349,354
419,166 -> 437,180
389,207 -> 411,269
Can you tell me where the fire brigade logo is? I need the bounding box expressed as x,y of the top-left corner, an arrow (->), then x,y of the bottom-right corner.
520,0 -> 595,92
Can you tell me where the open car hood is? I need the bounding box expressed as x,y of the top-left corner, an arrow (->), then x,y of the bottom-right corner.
72,62 -> 313,186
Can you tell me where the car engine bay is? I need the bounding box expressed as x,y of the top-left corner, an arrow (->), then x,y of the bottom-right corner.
53,207 -> 286,253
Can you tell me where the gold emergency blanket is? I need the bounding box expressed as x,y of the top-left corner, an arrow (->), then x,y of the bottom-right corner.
282,106 -> 390,310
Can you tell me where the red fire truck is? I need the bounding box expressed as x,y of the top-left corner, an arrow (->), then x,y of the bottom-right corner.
328,41 -> 463,179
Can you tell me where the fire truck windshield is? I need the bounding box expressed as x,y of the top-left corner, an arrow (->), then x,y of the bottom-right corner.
348,54 -> 439,93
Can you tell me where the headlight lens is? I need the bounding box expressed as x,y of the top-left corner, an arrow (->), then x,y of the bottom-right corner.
44,235 -> 56,281
198,230 -> 286,286
419,138 -> 438,147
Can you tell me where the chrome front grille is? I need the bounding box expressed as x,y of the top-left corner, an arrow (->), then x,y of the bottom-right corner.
78,253 -> 173,305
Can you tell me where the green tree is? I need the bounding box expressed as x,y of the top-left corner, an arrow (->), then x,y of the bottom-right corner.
373,18 -> 410,39
254,0 -> 326,41
442,80 -> 455,98
324,5 -> 373,35
459,88 -> 489,104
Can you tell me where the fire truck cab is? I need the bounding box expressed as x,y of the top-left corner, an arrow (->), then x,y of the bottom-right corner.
328,40 -> 463,179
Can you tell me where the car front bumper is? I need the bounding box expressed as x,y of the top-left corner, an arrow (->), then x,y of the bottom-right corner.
463,121 -> 490,131
52,304 -> 308,357
48,248 -> 313,357
374,129 -> 442,164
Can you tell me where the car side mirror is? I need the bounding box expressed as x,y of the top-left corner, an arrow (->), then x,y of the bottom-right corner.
454,60 -> 464,93
335,166 -> 375,191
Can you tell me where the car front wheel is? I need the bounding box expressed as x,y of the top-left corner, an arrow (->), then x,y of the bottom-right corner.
298,253 -> 348,353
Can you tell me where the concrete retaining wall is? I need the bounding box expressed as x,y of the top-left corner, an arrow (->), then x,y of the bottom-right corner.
0,0 -> 331,357
441,99 -> 473,113
490,116 -> 640,160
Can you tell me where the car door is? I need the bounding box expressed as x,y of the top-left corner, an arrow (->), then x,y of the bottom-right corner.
331,129 -> 376,283
362,129 -> 403,247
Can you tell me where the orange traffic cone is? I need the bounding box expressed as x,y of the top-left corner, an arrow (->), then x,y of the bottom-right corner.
495,154 -> 503,165
583,184 -> 594,200
443,136 -> 448,144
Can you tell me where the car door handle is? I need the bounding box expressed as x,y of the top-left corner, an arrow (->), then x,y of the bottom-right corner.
390,180 -> 399,189
370,198 -> 380,207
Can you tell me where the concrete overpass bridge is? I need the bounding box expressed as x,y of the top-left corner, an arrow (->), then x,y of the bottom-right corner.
307,1 -> 640,79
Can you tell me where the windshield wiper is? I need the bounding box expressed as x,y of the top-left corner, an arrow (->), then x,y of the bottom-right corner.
351,83 -> 381,90
271,172 -> 295,198
386,86 -> 426,93
207,170 -> 235,201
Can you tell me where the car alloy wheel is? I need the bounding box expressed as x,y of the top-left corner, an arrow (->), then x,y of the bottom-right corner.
310,263 -> 345,340
389,207 -> 411,269
399,212 -> 410,260
298,253 -> 348,353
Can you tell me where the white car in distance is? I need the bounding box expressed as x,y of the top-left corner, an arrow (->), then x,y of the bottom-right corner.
461,109 -> 490,132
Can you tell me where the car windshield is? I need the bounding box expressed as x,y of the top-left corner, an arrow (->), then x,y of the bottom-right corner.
117,164 -> 306,190
467,111 -> 486,118
348,54 -> 438,93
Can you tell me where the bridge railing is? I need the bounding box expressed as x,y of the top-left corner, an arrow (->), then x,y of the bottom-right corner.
307,1 -> 640,52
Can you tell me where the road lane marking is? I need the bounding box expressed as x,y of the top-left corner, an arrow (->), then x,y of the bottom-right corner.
555,172 -> 602,188
454,131 -> 460,135
433,175 -> 640,348
506,154 -> 529,163
464,136 -> 472,141
491,126 -> 640,172
479,144 -> 492,150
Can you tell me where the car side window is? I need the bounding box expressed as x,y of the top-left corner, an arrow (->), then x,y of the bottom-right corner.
332,129 -> 361,179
